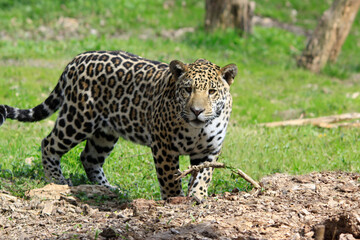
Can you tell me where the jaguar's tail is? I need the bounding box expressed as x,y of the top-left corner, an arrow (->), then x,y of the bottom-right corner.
0,75 -> 65,127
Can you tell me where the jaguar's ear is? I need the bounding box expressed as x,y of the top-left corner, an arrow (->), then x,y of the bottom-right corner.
220,64 -> 238,86
170,60 -> 188,79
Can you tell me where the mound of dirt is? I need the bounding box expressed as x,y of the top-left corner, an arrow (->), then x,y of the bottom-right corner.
0,171 -> 359,239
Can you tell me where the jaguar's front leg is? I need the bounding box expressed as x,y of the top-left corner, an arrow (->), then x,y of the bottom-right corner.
188,150 -> 220,202
151,145 -> 184,200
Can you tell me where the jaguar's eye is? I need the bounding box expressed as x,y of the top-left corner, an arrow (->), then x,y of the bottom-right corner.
209,89 -> 216,95
184,87 -> 192,93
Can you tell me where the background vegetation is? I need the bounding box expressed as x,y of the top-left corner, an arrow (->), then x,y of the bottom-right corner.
0,0 -> 359,199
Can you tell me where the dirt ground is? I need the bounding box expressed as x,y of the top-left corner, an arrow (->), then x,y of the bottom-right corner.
0,171 -> 359,240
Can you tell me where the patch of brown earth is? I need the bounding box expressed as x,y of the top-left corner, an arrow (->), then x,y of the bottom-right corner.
0,171 -> 359,239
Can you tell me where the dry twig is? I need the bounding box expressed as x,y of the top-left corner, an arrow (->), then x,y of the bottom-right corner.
176,162 -> 225,180
234,169 -> 261,190
175,162 -> 261,192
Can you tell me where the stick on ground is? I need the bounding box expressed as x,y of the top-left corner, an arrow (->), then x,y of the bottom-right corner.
175,162 -> 261,192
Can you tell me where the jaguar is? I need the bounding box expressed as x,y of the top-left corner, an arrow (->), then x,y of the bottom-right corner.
0,50 -> 237,202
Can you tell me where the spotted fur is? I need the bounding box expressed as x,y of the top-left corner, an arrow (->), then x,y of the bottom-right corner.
0,51 -> 237,201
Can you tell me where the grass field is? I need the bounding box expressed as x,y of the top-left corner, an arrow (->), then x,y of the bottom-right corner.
0,0 -> 359,200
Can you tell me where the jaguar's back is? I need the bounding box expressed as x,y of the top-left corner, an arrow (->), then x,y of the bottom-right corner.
61,51 -> 171,146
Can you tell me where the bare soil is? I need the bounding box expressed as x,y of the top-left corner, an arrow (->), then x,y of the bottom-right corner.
0,171 -> 359,240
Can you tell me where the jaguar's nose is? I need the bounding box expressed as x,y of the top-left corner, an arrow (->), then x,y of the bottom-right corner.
190,107 -> 205,117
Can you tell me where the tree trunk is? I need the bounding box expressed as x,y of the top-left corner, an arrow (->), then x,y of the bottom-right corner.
205,0 -> 255,36
297,0 -> 360,73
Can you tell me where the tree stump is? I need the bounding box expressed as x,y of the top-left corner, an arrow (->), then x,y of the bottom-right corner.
205,0 -> 255,36
297,0 -> 360,73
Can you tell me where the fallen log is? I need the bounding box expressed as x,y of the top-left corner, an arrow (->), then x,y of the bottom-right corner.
260,113 -> 360,128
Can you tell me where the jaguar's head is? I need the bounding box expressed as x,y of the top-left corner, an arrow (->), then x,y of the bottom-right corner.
170,59 -> 237,128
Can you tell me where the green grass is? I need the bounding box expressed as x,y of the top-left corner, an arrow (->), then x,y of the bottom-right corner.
0,0 -> 360,200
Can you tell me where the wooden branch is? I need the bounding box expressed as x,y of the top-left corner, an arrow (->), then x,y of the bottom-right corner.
176,162 -> 225,180
317,122 -> 360,129
175,162 -> 261,191
259,113 -> 360,127
233,169 -> 261,190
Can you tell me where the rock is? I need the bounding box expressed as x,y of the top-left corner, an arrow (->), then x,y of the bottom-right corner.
41,201 -> 54,216
339,233 -> 356,240
100,227 -> 117,238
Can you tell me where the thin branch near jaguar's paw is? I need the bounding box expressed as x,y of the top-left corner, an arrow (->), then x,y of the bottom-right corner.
175,162 -> 262,192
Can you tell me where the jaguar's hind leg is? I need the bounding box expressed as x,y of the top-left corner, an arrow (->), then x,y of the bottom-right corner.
80,129 -> 119,187
41,119 -> 87,185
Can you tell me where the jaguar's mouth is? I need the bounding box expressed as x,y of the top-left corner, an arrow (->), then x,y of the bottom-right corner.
189,119 -> 206,128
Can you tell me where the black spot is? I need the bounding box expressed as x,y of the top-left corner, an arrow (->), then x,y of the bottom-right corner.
157,168 -> 163,176
115,69 -> 125,81
123,61 -> 133,69
164,165 -> 170,171
33,105 -> 49,121
50,147 -> 55,154
75,132 -> 86,141
98,156 -> 105,163
83,122 -> 93,133
170,143 -> 179,152
91,54 -> 99,61
58,142 -> 67,150
86,63 -> 95,77
65,125 -> 76,137
84,112 -> 91,120
157,156 -> 164,164
99,54 -> 109,61
111,57 -> 122,67
42,139 -> 49,147
77,112 -> 84,122
125,126 -> 132,133
99,74 -> 107,85
66,113 -> 74,122
158,178 -> 165,187
135,134 -> 145,143
63,138 -> 72,145
129,107 -> 137,121
105,63 -> 114,74
152,145 -> 158,155
58,131 -> 64,140
78,64 -> 85,74
124,71 -> 133,85
108,76 -> 116,87
87,156 -> 98,164
207,135 -> 215,143
59,119 -> 66,127
95,63 -> 104,75
191,156 -> 208,165
69,106 -> 77,115
134,63 -> 145,72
